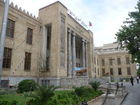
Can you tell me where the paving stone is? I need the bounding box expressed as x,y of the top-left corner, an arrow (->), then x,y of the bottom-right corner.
121,82 -> 140,105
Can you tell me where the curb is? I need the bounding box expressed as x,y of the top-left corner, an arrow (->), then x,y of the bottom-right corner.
87,96 -> 102,104
119,92 -> 129,105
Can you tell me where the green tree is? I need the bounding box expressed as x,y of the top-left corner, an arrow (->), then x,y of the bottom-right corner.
28,86 -> 56,105
116,0 -> 140,63
89,81 -> 100,91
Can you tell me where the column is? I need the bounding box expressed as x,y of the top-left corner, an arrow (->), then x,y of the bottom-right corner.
82,39 -> 86,68
72,33 -> 76,77
85,41 -> 88,67
68,29 -> 72,77
85,41 -> 88,76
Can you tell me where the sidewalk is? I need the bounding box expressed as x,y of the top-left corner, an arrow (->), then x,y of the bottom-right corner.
87,82 -> 129,105
121,82 -> 140,105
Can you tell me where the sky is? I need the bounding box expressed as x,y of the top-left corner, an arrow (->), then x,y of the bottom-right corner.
10,0 -> 138,47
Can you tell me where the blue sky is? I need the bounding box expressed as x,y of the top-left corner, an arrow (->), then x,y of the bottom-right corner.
10,0 -> 138,46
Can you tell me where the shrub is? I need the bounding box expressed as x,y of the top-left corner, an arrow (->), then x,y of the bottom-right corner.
17,80 -> 37,93
75,86 -> 94,101
47,90 -> 80,105
0,100 -> 17,105
89,81 -> 100,91
27,86 -> 56,105
75,86 -> 103,102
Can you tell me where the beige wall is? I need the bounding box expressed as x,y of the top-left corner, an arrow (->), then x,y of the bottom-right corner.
0,0 -> 41,78
39,2 -> 94,78
94,48 -> 136,78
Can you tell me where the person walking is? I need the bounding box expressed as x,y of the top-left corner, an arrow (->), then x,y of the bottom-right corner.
130,76 -> 134,86
136,76 -> 139,84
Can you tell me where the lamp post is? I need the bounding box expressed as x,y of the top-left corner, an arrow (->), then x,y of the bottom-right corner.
0,0 -> 9,87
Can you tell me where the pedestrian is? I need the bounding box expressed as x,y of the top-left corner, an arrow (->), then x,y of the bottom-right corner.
136,76 -> 139,84
130,76 -> 134,86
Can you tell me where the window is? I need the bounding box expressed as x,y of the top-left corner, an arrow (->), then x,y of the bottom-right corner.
24,52 -> 31,70
109,59 -> 113,65
102,59 -> 105,66
102,68 -> 105,76
127,67 -> 131,75
94,57 -> 96,64
110,68 -> 113,75
117,58 -> 121,65
26,28 -> 33,44
118,68 -> 122,75
126,57 -> 130,64
6,19 -> 15,38
3,47 -> 12,68
98,69 -> 99,75
41,80 -> 50,86
97,59 -> 99,65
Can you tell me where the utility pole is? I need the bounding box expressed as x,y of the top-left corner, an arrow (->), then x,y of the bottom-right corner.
0,0 -> 9,87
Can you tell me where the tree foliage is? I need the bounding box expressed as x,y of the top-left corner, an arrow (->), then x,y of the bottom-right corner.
27,86 -> 56,105
116,0 -> 140,63
89,81 -> 100,91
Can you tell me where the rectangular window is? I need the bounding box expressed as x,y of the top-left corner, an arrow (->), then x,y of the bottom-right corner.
118,68 -> 122,75
102,59 -> 105,66
3,47 -> 12,68
117,58 -> 121,65
109,59 -> 113,65
98,69 -> 99,75
24,52 -> 31,70
97,59 -> 99,65
110,68 -> 113,75
6,19 -> 15,38
26,28 -> 33,44
102,68 -> 105,76
46,25 -> 52,70
127,67 -> 131,75
60,16 -> 65,67
126,57 -> 130,64
94,57 -> 96,65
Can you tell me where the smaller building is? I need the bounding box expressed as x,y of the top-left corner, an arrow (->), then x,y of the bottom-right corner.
93,43 -> 136,80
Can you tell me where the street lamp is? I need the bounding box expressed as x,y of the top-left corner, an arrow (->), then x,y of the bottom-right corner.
0,0 -> 9,87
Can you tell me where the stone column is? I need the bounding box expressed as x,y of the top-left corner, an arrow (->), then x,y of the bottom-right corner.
82,39 -> 86,68
68,29 -> 72,77
72,33 -> 76,77
85,41 -> 88,76
85,41 -> 88,67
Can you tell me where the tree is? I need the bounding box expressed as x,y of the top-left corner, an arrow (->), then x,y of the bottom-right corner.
89,81 -> 100,91
116,0 -> 140,63
27,86 -> 56,105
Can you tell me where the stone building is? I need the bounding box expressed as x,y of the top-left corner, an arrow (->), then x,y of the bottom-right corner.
93,43 -> 136,80
0,0 -> 94,87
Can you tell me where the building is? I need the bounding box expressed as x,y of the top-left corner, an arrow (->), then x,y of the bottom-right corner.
93,43 -> 136,80
0,0 -> 94,87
